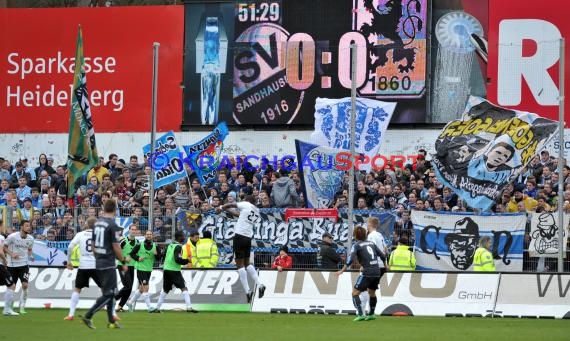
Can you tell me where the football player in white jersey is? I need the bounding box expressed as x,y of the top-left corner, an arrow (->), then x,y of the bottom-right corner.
217,195 -> 265,302
1,226 -> 19,316
360,217 -> 388,317
64,217 -> 102,321
3,220 -> 34,314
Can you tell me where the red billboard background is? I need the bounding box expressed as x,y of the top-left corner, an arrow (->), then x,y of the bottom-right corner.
0,6 -> 183,133
487,0 -> 569,125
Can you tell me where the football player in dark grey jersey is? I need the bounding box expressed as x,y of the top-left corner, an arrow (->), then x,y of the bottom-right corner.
336,226 -> 387,322
81,199 -> 128,330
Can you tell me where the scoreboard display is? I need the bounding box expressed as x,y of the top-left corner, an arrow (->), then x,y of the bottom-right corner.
183,0 -> 428,127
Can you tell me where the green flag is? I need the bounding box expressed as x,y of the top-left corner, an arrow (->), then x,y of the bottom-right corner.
67,26 -> 98,199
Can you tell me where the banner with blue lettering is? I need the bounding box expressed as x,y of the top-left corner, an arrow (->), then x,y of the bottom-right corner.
143,131 -> 187,189
433,96 -> 558,211
412,211 -> 525,272
295,139 -> 345,208
310,97 -> 396,171
183,122 -> 229,185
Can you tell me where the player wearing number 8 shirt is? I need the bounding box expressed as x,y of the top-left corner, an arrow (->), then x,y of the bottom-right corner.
81,199 -> 128,330
336,226 -> 387,322
217,195 -> 265,303
64,217 -> 102,321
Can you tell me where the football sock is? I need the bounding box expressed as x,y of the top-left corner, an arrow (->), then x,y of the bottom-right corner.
69,291 -> 80,316
4,289 -> 14,313
142,293 -> 152,309
352,295 -> 363,316
20,288 -> 28,308
237,267 -> 250,293
156,291 -> 167,310
246,264 -> 260,285
359,291 -> 369,314
130,290 -> 142,304
182,290 -> 192,309
369,296 -> 377,315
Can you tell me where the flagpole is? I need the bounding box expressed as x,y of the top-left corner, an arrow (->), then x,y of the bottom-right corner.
557,38 -> 565,272
149,42 -> 160,229
347,44 -> 357,252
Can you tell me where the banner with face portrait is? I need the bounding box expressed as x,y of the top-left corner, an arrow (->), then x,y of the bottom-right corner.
432,96 -> 559,211
412,211 -> 526,272
529,212 -> 569,258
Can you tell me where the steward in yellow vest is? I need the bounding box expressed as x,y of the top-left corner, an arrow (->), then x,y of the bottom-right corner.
388,236 -> 416,271
473,236 -> 496,271
183,229 -> 199,268
194,230 -> 219,268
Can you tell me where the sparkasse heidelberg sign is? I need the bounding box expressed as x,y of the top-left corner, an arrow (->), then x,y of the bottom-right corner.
0,6 -> 183,133
487,0 -> 569,126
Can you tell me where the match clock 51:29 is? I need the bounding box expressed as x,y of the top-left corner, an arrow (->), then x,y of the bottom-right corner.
237,2 -> 280,22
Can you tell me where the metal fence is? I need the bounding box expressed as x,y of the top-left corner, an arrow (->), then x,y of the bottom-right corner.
3,205 -> 569,272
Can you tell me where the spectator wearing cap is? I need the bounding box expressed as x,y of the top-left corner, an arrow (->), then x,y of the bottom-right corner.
17,197 -> 38,221
271,245 -> 293,272
34,153 -> 55,179
10,161 -> 31,188
226,191 -> 237,204
85,183 -> 101,207
319,232 -> 341,270
19,156 -> 37,182
507,183 -> 538,212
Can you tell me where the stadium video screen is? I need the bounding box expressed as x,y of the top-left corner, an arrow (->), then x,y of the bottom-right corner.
182,0 -> 428,127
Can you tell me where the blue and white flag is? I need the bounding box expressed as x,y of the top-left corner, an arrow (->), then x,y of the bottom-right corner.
183,122 -> 229,186
433,96 -> 559,211
143,131 -> 187,189
295,139 -> 344,208
115,216 -> 133,238
412,211 -> 525,272
310,97 -> 396,171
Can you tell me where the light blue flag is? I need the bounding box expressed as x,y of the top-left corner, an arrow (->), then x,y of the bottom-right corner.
183,122 -> 229,185
143,131 -> 187,189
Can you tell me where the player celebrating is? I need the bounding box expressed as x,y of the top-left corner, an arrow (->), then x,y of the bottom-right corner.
3,220 -> 34,314
126,230 -> 158,312
81,199 -> 127,329
64,217 -> 102,321
336,226 -> 387,322
217,195 -> 265,303
150,231 -> 197,313
1,226 -> 19,316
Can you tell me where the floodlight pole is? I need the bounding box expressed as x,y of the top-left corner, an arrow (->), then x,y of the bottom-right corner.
557,38 -> 565,272
149,42 -> 160,228
347,44 -> 357,252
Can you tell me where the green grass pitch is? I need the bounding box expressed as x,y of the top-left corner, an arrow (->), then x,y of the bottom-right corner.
0,309 -> 567,341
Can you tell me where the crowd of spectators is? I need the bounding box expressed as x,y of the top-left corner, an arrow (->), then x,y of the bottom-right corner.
1,148 -> 569,270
